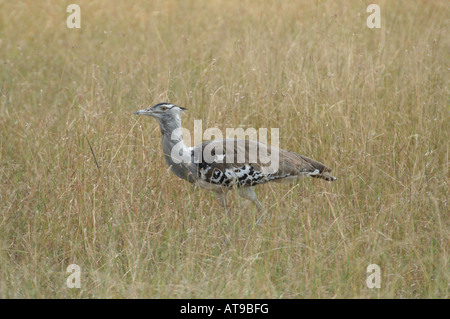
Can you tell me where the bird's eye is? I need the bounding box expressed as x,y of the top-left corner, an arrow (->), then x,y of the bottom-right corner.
161,106 -> 168,111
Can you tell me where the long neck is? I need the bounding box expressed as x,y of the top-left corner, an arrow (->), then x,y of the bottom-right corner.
158,115 -> 195,183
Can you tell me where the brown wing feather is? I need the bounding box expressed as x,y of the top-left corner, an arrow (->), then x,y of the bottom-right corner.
193,139 -> 336,186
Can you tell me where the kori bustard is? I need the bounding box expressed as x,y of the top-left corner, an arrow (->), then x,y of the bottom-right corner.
135,103 -> 336,216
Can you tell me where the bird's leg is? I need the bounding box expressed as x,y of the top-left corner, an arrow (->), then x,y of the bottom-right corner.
214,189 -> 231,215
238,187 -> 267,224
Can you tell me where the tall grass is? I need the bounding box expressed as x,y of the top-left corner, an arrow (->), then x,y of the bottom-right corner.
0,0 -> 448,298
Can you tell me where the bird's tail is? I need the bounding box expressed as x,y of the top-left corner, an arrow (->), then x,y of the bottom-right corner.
300,155 -> 337,182
310,172 -> 337,181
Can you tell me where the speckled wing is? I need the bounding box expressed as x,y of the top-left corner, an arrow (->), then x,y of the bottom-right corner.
191,138 -> 335,188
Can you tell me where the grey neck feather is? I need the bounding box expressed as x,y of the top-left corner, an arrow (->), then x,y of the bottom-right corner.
158,114 -> 196,183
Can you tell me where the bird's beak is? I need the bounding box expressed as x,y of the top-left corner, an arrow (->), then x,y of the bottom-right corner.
134,109 -> 155,116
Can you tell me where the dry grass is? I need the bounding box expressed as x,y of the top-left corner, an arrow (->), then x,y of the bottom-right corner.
0,0 -> 448,298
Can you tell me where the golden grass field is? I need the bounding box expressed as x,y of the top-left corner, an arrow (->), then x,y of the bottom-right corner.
0,0 -> 448,298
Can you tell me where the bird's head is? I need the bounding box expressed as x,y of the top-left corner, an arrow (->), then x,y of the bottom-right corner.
135,103 -> 188,134
134,103 -> 187,121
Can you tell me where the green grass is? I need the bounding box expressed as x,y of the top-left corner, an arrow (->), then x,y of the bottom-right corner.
0,0 -> 448,298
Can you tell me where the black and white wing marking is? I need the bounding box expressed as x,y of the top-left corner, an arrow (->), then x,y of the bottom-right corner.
191,138 -> 336,186
192,139 -> 290,188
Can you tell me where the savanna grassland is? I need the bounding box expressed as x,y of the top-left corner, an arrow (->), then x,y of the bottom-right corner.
0,0 -> 448,298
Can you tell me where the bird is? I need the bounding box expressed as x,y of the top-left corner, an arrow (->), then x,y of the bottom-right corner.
135,102 -> 336,220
